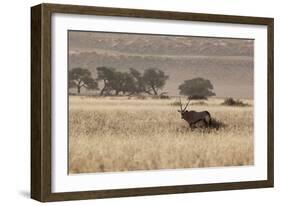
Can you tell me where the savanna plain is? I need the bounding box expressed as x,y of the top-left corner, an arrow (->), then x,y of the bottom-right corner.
69,96 -> 253,174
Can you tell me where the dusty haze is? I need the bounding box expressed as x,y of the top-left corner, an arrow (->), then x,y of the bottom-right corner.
68,31 -> 254,98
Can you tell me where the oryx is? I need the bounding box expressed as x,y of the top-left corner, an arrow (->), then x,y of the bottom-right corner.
178,97 -> 211,128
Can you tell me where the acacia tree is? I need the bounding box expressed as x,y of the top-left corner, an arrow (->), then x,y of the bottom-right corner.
118,72 -> 136,95
178,77 -> 215,98
109,71 -> 129,95
96,66 -> 116,95
142,68 -> 169,95
128,68 -> 146,95
68,68 -> 98,94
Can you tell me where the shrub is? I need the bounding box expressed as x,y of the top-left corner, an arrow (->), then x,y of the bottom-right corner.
222,97 -> 248,106
188,95 -> 207,100
209,118 -> 226,129
159,92 -> 170,99
159,95 -> 170,99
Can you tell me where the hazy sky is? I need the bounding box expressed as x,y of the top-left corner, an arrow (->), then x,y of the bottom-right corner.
68,31 -> 254,98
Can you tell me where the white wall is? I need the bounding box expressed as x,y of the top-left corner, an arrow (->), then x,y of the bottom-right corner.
0,0 -> 279,205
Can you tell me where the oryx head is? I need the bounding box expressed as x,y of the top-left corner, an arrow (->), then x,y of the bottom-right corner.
177,97 -> 190,119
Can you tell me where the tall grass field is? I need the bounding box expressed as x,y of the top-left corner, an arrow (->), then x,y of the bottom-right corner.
69,96 -> 253,174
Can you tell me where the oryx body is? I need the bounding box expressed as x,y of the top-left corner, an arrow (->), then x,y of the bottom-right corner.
181,110 -> 211,128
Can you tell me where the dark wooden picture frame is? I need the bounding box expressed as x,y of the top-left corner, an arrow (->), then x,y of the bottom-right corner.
31,3 -> 274,202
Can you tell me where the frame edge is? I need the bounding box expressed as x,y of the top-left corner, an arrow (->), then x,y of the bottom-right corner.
267,18 -> 274,187
41,3 -> 273,25
31,4 -> 43,202
31,3 -> 54,202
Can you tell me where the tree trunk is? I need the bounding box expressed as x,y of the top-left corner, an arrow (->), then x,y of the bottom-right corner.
77,86 -> 81,94
100,80 -> 107,96
100,87 -> 105,96
151,85 -> 158,95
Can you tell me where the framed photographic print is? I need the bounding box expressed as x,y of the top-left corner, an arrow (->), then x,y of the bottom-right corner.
31,3 -> 274,202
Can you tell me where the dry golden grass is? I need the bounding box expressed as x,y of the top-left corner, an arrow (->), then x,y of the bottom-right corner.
69,96 -> 253,174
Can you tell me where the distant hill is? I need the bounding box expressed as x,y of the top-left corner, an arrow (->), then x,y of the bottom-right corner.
68,31 -> 254,98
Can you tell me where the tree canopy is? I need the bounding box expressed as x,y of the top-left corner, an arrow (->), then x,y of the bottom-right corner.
129,68 -> 146,95
178,77 -> 215,98
68,68 -> 98,94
